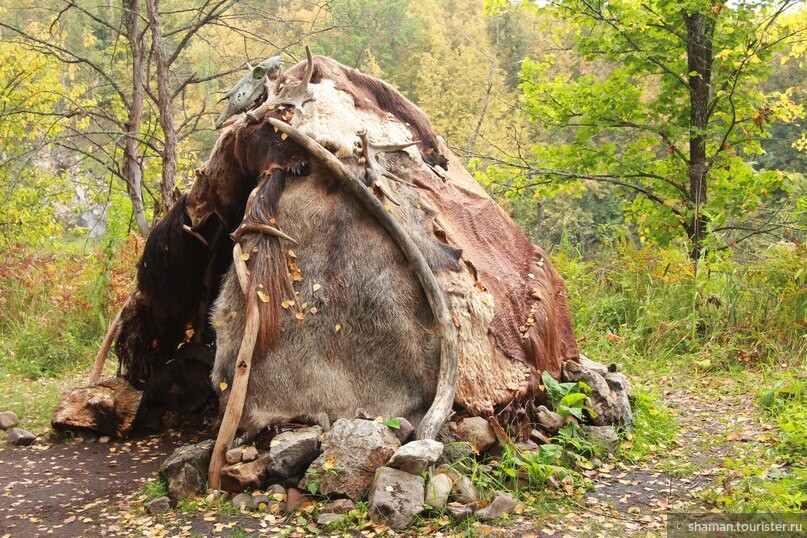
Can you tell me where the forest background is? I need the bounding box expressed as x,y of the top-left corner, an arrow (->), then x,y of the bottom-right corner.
0,0 -> 805,517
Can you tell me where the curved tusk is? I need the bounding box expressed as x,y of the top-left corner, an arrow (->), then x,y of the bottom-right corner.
183,224 -> 210,248
267,117 -> 458,441
89,293 -> 133,384
231,223 -> 298,244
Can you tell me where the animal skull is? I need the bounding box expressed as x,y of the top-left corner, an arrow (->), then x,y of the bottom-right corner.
215,56 -> 282,129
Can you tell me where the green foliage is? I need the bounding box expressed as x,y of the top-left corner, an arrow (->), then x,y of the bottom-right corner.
142,477 -> 169,501
619,390 -> 678,462
541,371 -> 594,420
485,0 -> 807,255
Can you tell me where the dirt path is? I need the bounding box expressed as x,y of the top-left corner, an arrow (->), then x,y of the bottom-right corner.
1,380 -> 767,537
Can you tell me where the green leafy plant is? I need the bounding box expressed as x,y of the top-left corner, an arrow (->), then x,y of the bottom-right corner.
541,371 -> 595,420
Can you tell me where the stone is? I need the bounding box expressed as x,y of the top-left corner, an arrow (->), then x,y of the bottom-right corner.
317,513 -> 344,526
454,417 -> 497,454
99,436 -> 111,444
446,503 -> 473,523
562,361 -> 623,426
390,417 -> 415,445
159,440 -> 214,500
225,447 -> 243,465
535,405 -> 565,435
248,494 -> 271,511
205,490 -> 228,503
7,428 -> 35,446
453,476 -> 481,505
578,354 -> 609,376
231,492 -> 251,508
220,451 -> 272,493
300,419 -> 399,500
266,425 -> 322,477
0,411 -> 19,430
368,467 -> 425,529
241,445 -> 259,463
144,496 -> 171,515
514,440 -> 539,452
78,431 -> 98,443
581,425 -> 620,454
424,472 -> 453,510
267,483 -> 286,496
51,377 -> 143,438
387,439 -> 444,475
529,429 -> 553,445
321,498 -> 355,513
475,491 -> 517,521
605,372 -> 634,426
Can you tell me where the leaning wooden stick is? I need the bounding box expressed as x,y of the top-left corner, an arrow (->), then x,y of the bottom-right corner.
208,243 -> 260,491
89,294 -> 132,384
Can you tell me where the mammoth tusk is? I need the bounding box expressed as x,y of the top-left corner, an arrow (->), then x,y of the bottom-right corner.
267,117 -> 458,441
209,246 -> 261,491
89,293 -> 133,384
232,243 -> 249,294
231,223 -> 298,244
182,224 -> 210,248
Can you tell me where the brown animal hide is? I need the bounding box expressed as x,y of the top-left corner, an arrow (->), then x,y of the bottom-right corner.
117,54 -> 578,436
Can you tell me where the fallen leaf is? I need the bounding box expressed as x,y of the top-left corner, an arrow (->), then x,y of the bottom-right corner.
727,432 -> 742,441
219,382 -> 228,391
240,253 -> 250,261
63,516 -> 76,524
288,249 -> 297,258
295,312 -> 304,320
334,324 -> 341,332
313,284 -> 321,292
257,290 -> 270,303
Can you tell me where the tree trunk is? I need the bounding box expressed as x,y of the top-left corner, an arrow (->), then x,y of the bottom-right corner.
123,0 -> 150,237
146,0 -> 179,219
684,8 -> 716,260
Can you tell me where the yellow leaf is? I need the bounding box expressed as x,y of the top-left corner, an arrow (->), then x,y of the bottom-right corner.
219,382 -> 228,391
334,324 -> 341,333
281,299 -> 295,309
323,455 -> 335,470
313,284 -> 321,292
295,312 -> 305,320
281,132 -> 288,140
310,307 -> 318,315
288,249 -> 297,258
240,253 -> 250,261
257,290 -> 270,303
230,311 -> 238,318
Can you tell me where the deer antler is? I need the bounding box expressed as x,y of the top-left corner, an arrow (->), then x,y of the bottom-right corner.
267,117 -> 458,441
357,129 -> 418,206
247,46 -> 316,123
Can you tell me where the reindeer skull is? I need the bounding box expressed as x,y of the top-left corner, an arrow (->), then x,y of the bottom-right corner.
215,56 -> 282,129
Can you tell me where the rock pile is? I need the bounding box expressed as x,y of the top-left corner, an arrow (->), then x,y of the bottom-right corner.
156,355 -> 633,529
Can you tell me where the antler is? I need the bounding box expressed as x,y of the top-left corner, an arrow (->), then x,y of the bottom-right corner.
267,117 -> 458,441
247,46 -> 316,123
357,129 -> 418,206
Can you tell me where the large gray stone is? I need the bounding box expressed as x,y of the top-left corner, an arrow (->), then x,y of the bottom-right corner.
475,491 -> 517,521
266,426 -> 322,478
454,417 -> 497,454
7,428 -> 35,446
300,419 -> 399,500
582,425 -> 619,454
604,372 -> 634,426
387,439 -> 443,476
535,405 -> 565,435
0,411 -> 19,430
578,354 -> 609,376
424,472 -> 453,510
368,467 -> 425,529
159,440 -> 214,499
562,360 -> 623,426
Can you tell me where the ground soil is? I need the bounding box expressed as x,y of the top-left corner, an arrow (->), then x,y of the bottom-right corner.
0,378 -> 766,537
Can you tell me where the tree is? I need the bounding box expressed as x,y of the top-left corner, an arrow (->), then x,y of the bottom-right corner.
0,0 -> 325,237
485,0 -> 806,258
